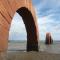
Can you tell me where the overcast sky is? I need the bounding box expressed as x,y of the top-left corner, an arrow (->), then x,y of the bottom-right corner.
9,0 -> 60,41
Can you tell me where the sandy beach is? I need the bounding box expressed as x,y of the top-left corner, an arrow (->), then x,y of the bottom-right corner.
0,41 -> 58,60
0,41 -> 60,60
7,51 -> 60,60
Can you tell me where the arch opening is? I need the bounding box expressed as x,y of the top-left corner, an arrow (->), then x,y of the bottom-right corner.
16,7 -> 38,51
8,12 -> 27,51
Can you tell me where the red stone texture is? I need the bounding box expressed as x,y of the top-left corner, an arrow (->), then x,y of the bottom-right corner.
45,32 -> 53,45
0,0 -> 39,52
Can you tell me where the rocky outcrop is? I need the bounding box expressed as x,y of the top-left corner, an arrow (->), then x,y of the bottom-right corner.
45,32 -> 53,44
0,0 -> 39,52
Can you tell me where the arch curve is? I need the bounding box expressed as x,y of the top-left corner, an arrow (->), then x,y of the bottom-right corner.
16,7 -> 38,51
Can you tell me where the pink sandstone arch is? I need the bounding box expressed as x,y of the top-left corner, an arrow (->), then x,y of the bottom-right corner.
0,0 -> 39,52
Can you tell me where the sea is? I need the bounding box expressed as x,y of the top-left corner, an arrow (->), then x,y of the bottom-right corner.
8,40 -> 60,54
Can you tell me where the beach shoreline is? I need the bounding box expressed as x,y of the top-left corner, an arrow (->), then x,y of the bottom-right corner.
7,51 -> 60,60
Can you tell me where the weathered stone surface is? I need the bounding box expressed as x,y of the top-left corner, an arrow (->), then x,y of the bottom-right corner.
45,32 -> 53,45
0,14 -> 10,30
0,0 -> 39,52
17,7 -> 38,51
0,26 -> 8,52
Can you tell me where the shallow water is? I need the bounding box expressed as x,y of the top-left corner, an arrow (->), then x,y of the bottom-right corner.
8,41 -> 60,54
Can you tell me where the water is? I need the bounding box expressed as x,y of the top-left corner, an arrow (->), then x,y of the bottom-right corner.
39,41 -> 60,54
8,40 -> 26,51
8,41 -> 60,54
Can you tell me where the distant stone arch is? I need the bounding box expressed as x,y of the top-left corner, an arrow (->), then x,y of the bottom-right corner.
0,0 -> 39,52
45,32 -> 53,45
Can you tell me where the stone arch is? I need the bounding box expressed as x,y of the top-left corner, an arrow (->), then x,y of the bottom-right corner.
0,0 -> 39,52
16,7 -> 38,51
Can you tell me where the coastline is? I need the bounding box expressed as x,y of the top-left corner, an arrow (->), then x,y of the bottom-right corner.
7,51 -> 60,60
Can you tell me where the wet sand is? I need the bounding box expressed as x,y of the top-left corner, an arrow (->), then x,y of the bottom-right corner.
8,41 -> 60,54
7,51 -> 60,60
5,41 -> 60,60
0,41 -> 60,60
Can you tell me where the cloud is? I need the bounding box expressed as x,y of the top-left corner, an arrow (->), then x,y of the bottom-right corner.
9,12 -> 27,40
9,32 -> 27,40
33,0 -> 60,40
34,0 -> 60,17
37,13 -> 60,40
9,0 -> 60,41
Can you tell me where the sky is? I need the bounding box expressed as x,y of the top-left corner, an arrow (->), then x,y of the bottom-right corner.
9,0 -> 60,41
